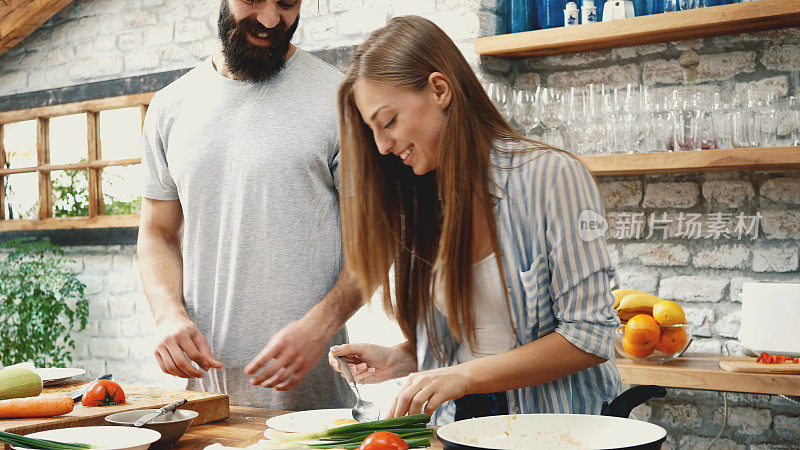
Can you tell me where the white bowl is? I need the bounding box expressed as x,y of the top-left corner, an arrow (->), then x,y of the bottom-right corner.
105,408 -> 198,447
15,426 -> 161,450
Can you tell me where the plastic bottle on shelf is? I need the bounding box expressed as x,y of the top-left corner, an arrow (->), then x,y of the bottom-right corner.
650,0 -> 664,14
536,0 -> 568,28
564,2 -> 580,25
509,0 -> 538,33
632,0 -> 650,14
602,0 -> 636,21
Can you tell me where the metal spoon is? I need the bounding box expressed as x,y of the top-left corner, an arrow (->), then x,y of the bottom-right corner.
336,356 -> 380,422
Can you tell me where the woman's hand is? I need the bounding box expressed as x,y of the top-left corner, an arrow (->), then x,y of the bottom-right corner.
329,342 -> 417,384
388,366 -> 474,418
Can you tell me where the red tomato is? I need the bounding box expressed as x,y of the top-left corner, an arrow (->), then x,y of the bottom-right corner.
81,380 -> 126,407
358,431 -> 409,450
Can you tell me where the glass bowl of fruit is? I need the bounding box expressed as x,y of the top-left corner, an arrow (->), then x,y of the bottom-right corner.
612,292 -> 692,364
614,316 -> 692,364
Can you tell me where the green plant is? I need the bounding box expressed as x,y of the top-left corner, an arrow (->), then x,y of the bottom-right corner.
53,168 -> 141,217
0,237 -> 89,367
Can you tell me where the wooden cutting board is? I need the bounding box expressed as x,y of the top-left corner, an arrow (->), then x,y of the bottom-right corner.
0,381 -> 230,439
719,356 -> 800,374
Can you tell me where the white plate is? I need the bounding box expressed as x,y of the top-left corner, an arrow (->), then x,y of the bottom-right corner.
14,426 -> 161,450
34,367 -> 86,386
265,408 -> 355,433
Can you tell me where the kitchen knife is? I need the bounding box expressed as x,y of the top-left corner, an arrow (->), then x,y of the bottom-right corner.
67,373 -> 113,402
134,398 -> 188,427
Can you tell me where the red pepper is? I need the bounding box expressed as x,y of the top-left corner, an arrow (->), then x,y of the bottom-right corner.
756,352 -> 799,364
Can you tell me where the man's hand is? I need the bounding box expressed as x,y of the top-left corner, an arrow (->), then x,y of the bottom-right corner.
244,317 -> 329,391
154,314 -> 223,378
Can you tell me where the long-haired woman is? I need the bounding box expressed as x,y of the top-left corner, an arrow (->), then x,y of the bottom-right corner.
329,15 -> 621,423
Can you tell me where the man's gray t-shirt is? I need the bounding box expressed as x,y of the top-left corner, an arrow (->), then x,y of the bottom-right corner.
141,49 -> 353,410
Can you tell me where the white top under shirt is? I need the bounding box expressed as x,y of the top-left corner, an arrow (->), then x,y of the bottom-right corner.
433,253 -> 517,363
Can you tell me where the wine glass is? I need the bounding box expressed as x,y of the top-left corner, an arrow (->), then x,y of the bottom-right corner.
486,82 -> 511,121
513,88 -> 540,139
780,96 -> 800,146
539,87 -> 571,151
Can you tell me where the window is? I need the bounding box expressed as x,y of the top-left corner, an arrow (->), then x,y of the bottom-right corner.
0,93 -> 153,231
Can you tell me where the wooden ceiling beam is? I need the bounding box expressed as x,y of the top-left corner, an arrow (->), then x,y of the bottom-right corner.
0,0 -> 74,57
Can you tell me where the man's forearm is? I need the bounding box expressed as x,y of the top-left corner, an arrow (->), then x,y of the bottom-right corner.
302,266 -> 364,338
137,230 -> 187,325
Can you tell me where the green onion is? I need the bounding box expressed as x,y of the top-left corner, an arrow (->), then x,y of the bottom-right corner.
0,431 -> 94,449
304,436 -> 431,449
316,427 -> 434,440
270,413 -> 430,443
311,429 -> 433,446
260,414 -> 433,449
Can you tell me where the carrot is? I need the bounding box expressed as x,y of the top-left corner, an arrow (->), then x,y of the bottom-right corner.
0,395 -> 74,419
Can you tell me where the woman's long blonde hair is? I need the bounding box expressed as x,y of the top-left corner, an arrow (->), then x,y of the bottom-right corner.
338,16 -> 546,360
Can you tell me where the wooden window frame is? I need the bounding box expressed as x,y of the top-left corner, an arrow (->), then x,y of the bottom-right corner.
0,93 -> 153,232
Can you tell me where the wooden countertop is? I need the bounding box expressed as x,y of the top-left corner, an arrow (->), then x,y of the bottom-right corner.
616,353 -> 800,396
172,355 -> 800,447
174,407 -> 443,449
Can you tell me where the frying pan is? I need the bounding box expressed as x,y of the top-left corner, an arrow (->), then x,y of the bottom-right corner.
437,385 -> 668,450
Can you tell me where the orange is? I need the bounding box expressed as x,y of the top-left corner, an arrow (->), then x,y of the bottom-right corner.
622,333 -> 656,358
624,314 -> 661,347
656,326 -> 688,355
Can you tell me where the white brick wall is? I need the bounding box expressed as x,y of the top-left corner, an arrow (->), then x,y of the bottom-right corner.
621,243 -> 690,266
0,0 -> 504,96
692,245 -> 751,270
760,177 -> 800,204
702,180 -> 755,208
659,275 -> 728,303
752,246 -> 799,272
642,182 -> 699,208
62,245 -> 185,390
760,209 -> 800,240
607,171 -> 800,446
598,180 -> 642,207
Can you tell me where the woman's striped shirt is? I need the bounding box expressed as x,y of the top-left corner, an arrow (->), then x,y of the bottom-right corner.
417,142 -> 622,424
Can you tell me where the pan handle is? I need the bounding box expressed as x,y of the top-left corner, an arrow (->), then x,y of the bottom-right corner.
601,385 -> 666,418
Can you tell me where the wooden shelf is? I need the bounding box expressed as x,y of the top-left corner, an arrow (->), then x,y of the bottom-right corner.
578,146 -> 800,177
0,214 -> 139,232
616,353 -> 800,396
475,0 -> 800,58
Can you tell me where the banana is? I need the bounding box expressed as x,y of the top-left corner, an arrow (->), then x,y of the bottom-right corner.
611,289 -> 647,310
615,293 -> 663,321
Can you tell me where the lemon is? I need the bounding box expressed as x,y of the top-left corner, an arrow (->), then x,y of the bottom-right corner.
652,300 -> 686,326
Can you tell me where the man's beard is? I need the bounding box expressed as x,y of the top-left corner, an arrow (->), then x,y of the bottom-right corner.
217,1 -> 299,82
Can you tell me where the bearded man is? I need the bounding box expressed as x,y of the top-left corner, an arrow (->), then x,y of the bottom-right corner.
137,0 -> 361,410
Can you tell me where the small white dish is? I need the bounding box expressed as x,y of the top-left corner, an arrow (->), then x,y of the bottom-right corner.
14,426 -> 161,450
265,408 -> 354,433
105,408 -> 198,447
34,367 -> 86,386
